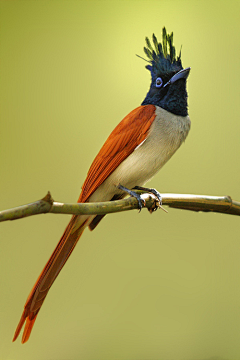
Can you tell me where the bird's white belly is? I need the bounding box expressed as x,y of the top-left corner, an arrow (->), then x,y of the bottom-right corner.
89,106 -> 190,203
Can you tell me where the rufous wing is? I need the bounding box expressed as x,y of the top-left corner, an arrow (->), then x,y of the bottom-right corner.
78,105 -> 156,203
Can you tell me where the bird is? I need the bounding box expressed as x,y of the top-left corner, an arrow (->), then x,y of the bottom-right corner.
13,27 -> 191,343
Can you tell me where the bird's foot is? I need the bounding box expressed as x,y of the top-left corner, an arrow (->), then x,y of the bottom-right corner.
134,186 -> 162,205
117,184 -> 145,212
133,186 -> 167,213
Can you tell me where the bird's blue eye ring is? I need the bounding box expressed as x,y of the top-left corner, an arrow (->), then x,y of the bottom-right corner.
155,77 -> 163,88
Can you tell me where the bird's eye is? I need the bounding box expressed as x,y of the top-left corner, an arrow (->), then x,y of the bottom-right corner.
155,77 -> 163,88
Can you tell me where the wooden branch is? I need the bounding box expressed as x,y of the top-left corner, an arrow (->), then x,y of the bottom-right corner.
0,191 -> 240,223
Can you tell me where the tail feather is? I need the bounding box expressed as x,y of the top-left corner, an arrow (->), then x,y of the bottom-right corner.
22,316 -> 37,343
13,214 -> 89,343
12,309 -> 28,342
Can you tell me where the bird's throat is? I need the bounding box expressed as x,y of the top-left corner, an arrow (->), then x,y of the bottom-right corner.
142,80 -> 188,117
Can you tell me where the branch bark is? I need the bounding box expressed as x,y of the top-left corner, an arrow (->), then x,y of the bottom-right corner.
0,191 -> 240,223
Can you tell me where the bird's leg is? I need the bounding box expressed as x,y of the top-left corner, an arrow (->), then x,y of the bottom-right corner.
133,186 -> 162,205
117,184 -> 146,211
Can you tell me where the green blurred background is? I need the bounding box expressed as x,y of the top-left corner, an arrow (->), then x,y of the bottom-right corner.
0,1 -> 240,359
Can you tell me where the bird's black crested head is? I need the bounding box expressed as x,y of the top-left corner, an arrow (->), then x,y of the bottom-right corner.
140,28 -> 190,116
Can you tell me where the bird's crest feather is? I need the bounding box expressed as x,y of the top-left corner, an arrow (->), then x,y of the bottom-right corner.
137,27 -> 182,73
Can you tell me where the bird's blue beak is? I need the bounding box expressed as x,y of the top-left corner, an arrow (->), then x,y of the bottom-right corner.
163,67 -> 191,88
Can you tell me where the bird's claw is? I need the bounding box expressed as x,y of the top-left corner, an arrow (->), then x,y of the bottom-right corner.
137,194 -> 146,212
133,186 -> 167,213
148,188 -> 162,206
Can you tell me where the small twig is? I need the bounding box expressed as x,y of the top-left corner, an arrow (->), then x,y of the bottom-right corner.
0,191 -> 240,223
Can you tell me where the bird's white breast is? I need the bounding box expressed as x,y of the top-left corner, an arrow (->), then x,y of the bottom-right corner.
89,106 -> 191,203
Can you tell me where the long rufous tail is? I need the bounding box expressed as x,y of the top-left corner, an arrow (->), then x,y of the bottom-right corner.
13,214 -> 88,343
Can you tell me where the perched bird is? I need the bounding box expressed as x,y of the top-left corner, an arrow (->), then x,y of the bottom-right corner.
13,27 -> 191,343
